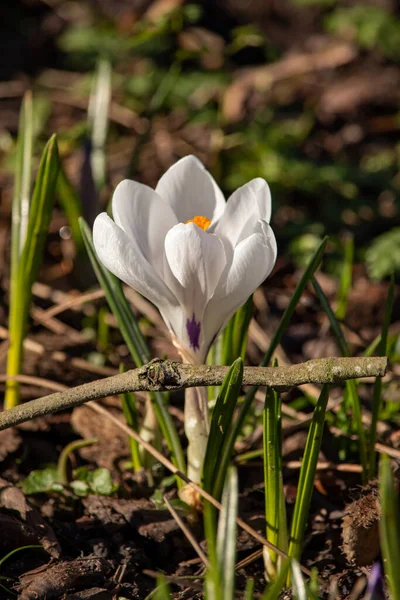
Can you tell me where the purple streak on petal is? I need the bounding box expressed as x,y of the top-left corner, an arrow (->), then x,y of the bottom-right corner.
366,563 -> 385,600
186,313 -> 201,350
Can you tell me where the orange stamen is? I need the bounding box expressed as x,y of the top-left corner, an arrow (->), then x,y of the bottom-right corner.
185,215 -> 211,230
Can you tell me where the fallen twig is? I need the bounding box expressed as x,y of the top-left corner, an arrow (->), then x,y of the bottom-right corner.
0,356 -> 387,431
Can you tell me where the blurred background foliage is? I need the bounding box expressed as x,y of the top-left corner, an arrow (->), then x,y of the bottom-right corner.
1,0 -> 400,281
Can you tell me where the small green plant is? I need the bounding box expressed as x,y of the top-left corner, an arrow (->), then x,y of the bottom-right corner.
6,95 -> 60,409
22,438 -> 118,497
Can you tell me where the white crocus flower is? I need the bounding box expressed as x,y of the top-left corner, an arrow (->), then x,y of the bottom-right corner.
93,155 -> 277,490
93,155 -> 277,365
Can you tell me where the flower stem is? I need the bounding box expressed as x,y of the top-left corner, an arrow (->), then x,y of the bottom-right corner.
184,385 -> 209,483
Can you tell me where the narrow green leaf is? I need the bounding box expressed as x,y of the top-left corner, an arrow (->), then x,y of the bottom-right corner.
291,560 -> 308,600
336,235 -> 354,321
221,296 -> 253,365
152,575 -> 172,600
363,334 -> 382,358
217,237 -> 328,486
0,545 -> 43,570
11,91 -> 33,268
88,59 -> 111,190
261,560 -> 290,600
79,218 -> 186,480
202,358 -> 243,500
244,578 -> 255,600
19,134 -> 60,292
6,134 -> 60,409
379,455 -> 400,600
57,163 -> 85,254
120,364 -> 142,474
312,275 -> 368,481
288,385 -> 329,563
216,467 -> 238,600
312,275 -> 349,356
369,275 -> 394,478
263,385 -> 288,578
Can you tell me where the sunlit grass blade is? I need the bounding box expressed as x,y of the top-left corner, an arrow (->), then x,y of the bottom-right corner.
8,92 -> 34,410
363,334 -> 382,358
244,578 -> 255,600
202,358 -> 243,500
57,163 -> 85,254
152,575 -> 172,600
261,236 -> 328,368
368,275 -> 394,478
261,560 -> 290,600
221,296 -> 253,365
217,236 -> 328,481
120,365 -> 142,474
288,385 -> 329,565
79,218 -> 186,480
312,275 -> 349,356
216,467 -> 238,600
150,62 -> 182,113
336,234 -> 353,321
88,59 -> 111,190
379,454 -> 400,600
6,134 -> 60,409
311,275 -> 368,481
11,91 -> 33,270
263,385 -> 288,580
291,559 -> 307,600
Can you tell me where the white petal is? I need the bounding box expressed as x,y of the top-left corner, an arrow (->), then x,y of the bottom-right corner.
211,178 -> 272,249
204,220 -> 277,345
164,222 -> 226,356
112,179 -> 177,277
93,213 -> 178,312
155,155 -> 226,224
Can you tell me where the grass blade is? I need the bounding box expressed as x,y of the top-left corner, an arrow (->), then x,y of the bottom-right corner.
291,560 -> 308,600
221,296 -> 253,365
88,59 -> 111,190
263,385 -> 288,579
288,385 -> 329,564
6,134 -> 60,409
120,365 -> 142,474
379,454 -> 400,600
335,234 -> 353,321
261,560 -> 290,600
152,575 -> 172,600
19,134 -> 60,289
368,275 -> 394,478
313,273 -> 368,468
312,275 -> 349,356
217,237 -> 328,485
79,218 -> 186,480
244,578 -> 255,600
11,91 -> 33,267
216,467 -> 238,600
202,358 -> 243,500
312,275 -> 368,481
57,163 -> 85,254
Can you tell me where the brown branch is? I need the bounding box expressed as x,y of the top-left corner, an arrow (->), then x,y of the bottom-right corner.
0,356 -> 387,432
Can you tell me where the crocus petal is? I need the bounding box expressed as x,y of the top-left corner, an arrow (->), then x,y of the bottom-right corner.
204,220 -> 277,345
164,222 -> 226,356
112,179 -> 178,277
211,178 -> 272,249
155,155 -> 226,224
93,213 -> 178,311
